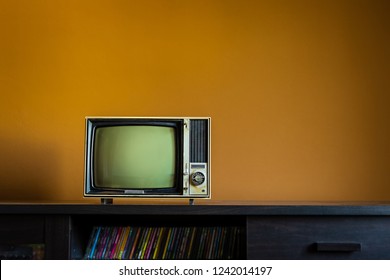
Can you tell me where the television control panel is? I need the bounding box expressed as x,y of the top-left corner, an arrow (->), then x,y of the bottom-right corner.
189,163 -> 208,195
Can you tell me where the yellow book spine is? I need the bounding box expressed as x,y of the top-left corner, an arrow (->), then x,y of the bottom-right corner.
152,227 -> 164,260
118,226 -> 130,259
162,228 -> 173,259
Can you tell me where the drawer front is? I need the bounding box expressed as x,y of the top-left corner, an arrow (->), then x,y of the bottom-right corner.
247,216 -> 390,259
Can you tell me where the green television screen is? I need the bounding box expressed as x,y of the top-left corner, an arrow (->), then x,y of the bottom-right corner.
93,126 -> 176,189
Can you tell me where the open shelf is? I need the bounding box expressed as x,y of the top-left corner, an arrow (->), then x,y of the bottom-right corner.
70,214 -> 246,260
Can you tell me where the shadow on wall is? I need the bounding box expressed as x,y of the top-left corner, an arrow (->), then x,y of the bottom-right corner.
0,135 -> 58,201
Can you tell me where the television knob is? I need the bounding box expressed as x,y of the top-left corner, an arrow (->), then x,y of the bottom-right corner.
191,172 -> 205,186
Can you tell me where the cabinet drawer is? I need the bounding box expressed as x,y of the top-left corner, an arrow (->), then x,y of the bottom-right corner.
247,216 -> 390,259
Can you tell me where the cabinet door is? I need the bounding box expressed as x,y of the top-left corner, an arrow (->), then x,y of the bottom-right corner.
247,216 -> 390,259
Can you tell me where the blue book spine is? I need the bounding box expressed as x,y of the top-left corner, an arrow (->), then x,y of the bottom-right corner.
89,227 -> 102,259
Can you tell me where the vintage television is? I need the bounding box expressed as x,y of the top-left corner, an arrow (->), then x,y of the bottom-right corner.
84,117 -> 210,203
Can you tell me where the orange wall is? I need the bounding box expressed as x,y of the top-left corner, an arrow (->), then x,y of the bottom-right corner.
0,0 -> 389,202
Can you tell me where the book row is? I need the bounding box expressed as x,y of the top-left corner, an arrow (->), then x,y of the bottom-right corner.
84,226 -> 242,260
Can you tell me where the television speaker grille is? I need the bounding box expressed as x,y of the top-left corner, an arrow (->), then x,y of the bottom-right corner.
190,119 -> 209,163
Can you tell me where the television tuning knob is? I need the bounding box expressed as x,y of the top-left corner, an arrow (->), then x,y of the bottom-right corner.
184,119 -> 189,129
184,163 -> 189,175
191,172 -> 205,186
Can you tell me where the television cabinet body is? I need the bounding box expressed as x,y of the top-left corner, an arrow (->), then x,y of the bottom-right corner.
1,204 -> 390,259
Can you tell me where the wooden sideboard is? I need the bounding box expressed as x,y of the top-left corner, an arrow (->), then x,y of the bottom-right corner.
1,203 -> 390,259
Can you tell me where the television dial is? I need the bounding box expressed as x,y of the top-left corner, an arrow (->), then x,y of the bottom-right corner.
191,172 -> 205,186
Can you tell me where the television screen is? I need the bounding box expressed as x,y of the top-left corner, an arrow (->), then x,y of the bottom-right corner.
93,126 -> 176,189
